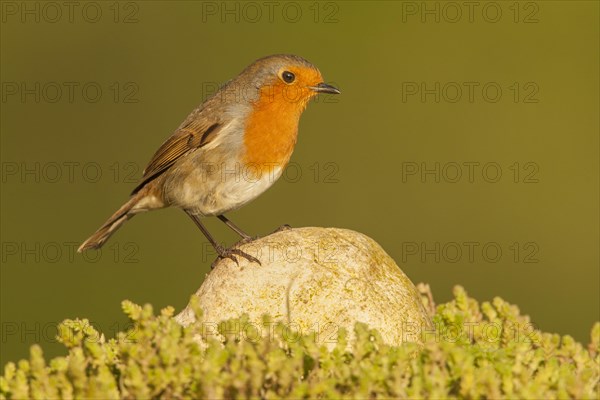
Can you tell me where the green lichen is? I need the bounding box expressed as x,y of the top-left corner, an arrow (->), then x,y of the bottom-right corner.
1,286 -> 598,399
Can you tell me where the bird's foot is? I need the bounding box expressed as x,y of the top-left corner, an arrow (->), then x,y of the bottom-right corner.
212,245 -> 261,269
231,224 -> 291,247
233,235 -> 260,247
231,224 -> 292,247
272,224 -> 292,233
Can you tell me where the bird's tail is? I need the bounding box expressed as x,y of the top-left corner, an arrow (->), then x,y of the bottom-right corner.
78,192 -> 149,252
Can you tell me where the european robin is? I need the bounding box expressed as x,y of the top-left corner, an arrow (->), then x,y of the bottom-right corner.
78,54 -> 340,265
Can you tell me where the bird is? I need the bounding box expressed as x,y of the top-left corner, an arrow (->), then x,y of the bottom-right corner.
78,54 -> 340,266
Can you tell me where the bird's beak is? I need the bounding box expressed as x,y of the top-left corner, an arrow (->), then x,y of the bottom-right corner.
309,82 -> 341,94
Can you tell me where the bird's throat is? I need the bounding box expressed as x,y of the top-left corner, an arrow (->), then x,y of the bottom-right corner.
242,86 -> 308,175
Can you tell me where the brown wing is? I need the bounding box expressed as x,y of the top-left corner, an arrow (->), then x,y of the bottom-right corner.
131,120 -> 221,194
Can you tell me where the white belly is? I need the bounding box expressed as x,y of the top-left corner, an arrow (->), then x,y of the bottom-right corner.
163,158 -> 283,216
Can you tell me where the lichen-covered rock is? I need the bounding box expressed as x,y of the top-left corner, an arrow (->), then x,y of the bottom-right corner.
175,227 -> 432,347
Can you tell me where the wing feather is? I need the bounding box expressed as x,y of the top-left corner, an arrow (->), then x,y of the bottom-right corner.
131,121 -> 221,194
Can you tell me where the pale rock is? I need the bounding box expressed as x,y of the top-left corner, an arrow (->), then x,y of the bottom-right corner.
176,227 -> 432,348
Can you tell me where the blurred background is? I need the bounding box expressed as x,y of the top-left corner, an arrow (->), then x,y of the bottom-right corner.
1,1 -> 598,364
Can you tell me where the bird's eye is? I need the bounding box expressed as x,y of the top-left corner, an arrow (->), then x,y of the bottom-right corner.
281,71 -> 295,84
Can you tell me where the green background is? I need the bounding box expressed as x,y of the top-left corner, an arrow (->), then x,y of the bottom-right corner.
1,1 -> 598,365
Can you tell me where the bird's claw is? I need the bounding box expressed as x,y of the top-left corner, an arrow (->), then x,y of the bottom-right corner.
212,246 -> 261,269
272,224 -> 292,233
210,225 -> 291,268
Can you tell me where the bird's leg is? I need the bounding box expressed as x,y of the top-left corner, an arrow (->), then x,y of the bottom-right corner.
217,215 -> 254,242
185,211 -> 260,268
218,215 -> 292,243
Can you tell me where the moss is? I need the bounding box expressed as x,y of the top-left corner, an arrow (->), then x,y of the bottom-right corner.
1,286 -> 598,399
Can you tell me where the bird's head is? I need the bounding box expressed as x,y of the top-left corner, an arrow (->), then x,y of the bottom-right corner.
233,54 -> 340,116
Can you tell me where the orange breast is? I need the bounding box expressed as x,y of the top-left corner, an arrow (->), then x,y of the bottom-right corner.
243,82 -> 309,174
